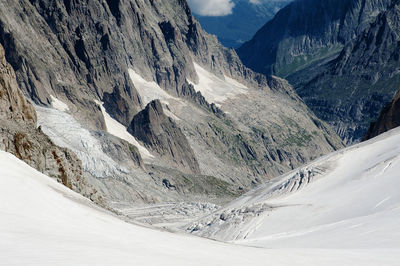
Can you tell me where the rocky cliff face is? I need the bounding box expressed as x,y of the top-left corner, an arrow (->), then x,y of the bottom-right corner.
129,100 -> 200,174
297,2 -> 400,143
364,88 -> 400,140
0,0 -> 268,129
237,0 -> 400,144
237,0 -> 392,78
0,0 -> 344,208
0,44 -> 99,201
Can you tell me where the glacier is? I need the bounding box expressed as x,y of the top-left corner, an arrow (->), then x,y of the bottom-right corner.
189,127 -> 400,251
0,150 -> 399,265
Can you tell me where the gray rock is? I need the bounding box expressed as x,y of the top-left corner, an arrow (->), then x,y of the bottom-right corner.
0,43 -> 100,203
129,100 -> 200,174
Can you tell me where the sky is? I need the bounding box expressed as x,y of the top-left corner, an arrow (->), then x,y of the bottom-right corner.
187,0 -> 264,16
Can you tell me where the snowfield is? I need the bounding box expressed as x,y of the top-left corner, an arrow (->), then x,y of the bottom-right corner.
0,151 -> 399,265
189,127 -> 400,253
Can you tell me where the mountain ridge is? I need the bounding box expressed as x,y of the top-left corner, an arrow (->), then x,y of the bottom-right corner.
0,0 -> 343,213
297,1 -> 400,143
237,0 -> 392,77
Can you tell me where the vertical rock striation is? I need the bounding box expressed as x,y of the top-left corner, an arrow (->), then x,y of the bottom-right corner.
237,0 -> 392,78
0,44 -> 99,202
129,100 -> 200,174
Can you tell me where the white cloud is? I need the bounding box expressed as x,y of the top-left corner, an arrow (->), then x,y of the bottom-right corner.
249,0 -> 281,4
187,0 -> 235,16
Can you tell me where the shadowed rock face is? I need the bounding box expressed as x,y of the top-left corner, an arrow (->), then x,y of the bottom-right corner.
0,44 -> 36,125
129,100 -> 200,174
238,0 -> 400,144
296,2 -> 400,144
237,0 -> 392,77
364,88 -> 400,140
0,44 -> 99,202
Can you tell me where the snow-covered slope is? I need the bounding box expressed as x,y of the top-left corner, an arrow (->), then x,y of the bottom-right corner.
189,127 -> 400,251
3,151 -> 398,265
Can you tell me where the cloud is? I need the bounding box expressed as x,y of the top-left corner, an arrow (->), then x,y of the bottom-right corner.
187,0 -> 235,16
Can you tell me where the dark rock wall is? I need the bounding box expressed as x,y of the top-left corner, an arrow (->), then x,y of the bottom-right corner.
298,3 -> 400,143
237,0 -> 392,77
364,88 -> 400,140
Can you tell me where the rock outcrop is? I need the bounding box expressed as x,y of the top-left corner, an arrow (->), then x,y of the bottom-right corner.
129,100 -> 200,174
237,0 -> 400,143
364,88 -> 400,140
0,44 -> 99,201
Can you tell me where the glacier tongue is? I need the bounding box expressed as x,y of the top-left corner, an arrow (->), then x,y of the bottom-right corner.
35,105 -> 128,178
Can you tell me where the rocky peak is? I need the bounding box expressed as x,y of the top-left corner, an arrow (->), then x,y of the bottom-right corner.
128,100 -> 200,174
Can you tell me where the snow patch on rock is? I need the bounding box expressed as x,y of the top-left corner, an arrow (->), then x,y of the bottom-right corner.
50,95 -> 69,111
96,101 -> 154,160
128,68 -> 174,107
188,63 -> 248,105
127,68 -> 184,122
